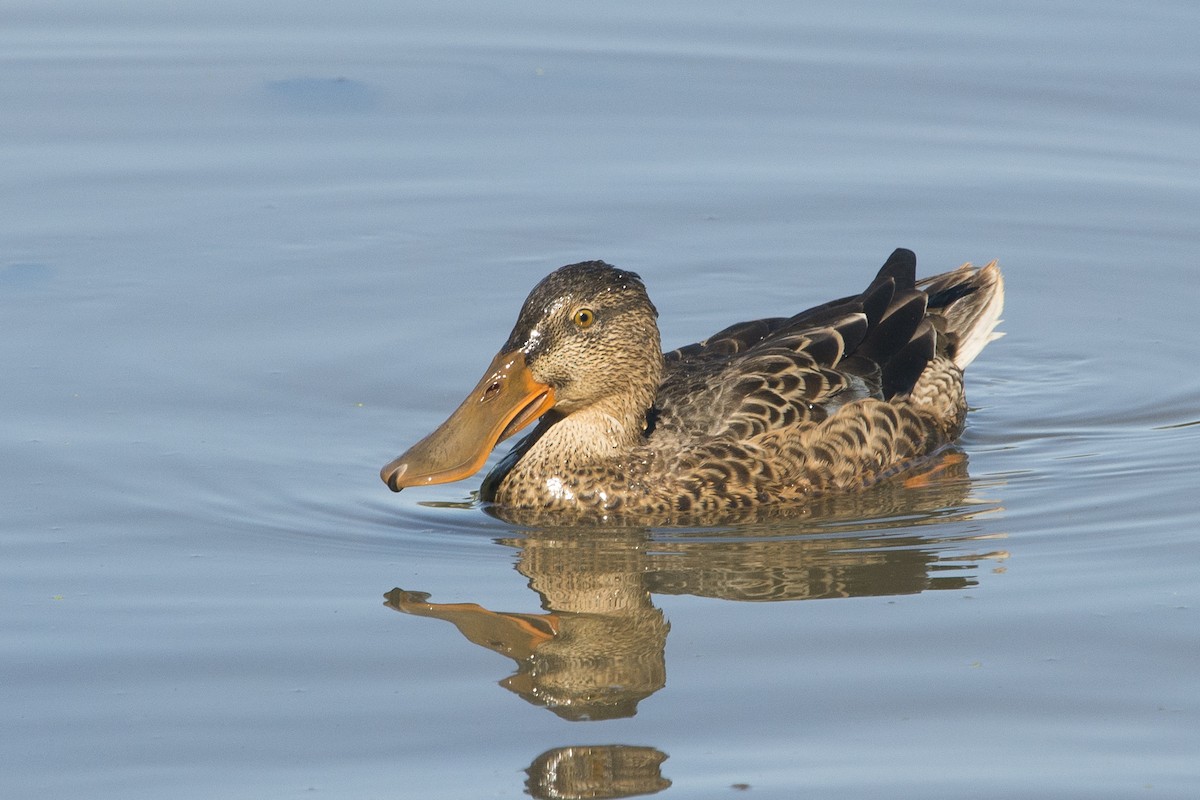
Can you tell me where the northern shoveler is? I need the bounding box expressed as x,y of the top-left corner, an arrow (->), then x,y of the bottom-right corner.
381,248 -> 1003,521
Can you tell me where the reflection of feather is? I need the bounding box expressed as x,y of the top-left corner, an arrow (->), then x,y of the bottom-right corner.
525,746 -> 670,800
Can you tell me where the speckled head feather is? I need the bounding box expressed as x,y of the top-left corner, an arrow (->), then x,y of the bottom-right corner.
502,261 -> 658,356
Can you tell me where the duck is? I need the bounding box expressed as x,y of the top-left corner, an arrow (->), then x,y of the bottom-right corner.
381,248 -> 1004,521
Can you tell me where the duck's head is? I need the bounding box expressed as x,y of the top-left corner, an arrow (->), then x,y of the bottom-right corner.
381,261 -> 662,492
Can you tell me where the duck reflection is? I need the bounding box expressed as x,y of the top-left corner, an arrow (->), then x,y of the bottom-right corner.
385,451 -> 1005,722
386,525 -> 668,721
524,745 -> 670,799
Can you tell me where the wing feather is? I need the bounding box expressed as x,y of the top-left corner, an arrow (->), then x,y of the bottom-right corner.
650,248 -> 997,449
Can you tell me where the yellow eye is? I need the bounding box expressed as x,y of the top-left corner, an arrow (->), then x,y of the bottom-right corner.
572,307 -> 596,329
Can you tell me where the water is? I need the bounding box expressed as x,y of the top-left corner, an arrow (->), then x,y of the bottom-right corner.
4,1 -> 1199,797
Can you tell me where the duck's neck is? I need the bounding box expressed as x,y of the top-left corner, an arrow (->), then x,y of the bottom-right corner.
483,393 -> 654,505
546,401 -> 648,458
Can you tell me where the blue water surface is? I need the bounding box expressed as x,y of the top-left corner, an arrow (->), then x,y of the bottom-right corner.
3,1 -> 1198,798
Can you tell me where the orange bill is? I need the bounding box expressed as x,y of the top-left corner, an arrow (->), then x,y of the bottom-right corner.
381,351 -> 555,491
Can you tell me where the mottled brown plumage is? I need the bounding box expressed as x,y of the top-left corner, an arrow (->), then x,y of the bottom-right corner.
381,248 -> 1004,523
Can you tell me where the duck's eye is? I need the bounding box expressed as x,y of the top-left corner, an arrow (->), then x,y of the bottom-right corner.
572,307 -> 596,329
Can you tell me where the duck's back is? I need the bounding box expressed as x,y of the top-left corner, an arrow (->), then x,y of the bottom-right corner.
643,248 -> 1003,507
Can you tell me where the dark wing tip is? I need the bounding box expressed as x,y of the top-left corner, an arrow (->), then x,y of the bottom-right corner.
876,248 -> 917,290
882,320 -> 936,398
855,290 -> 928,364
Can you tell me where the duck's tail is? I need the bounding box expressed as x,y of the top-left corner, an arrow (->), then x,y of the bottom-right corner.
919,260 -> 1005,370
